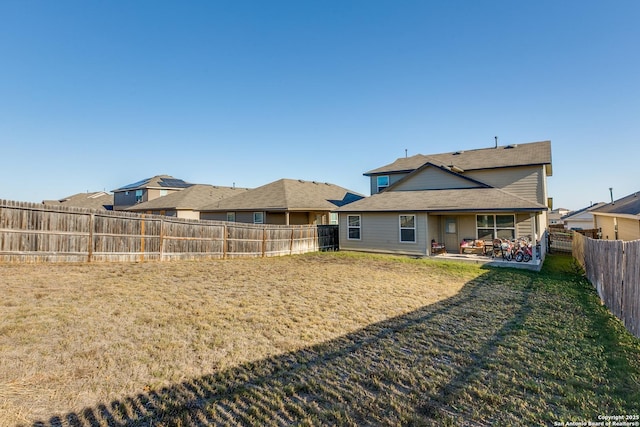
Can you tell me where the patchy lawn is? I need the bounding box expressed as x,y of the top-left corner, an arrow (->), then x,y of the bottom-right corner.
0,253 -> 638,426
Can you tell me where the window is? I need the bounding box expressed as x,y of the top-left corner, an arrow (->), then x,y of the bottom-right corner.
159,189 -> 168,197
329,212 -> 338,225
347,215 -> 361,240
376,175 -> 389,193
400,215 -> 416,243
135,189 -> 143,203
477,214 -> 515,240
253,212 -> 264,224
227,212 -> 236,222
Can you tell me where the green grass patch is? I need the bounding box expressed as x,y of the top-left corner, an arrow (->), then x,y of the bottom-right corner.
1,253 -> 639,426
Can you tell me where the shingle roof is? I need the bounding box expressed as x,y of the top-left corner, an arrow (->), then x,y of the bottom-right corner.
336,188 -> 548,213
42,192 -> 113,210
200,179 -> 364,212
592,191 -> 640,216
127,184 -> 250,211
561,202 -> 606,220
113,175 -> 193,192
365,140 -> 552,176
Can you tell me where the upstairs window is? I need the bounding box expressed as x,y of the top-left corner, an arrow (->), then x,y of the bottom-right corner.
227,212 -> 236,222
377,175 -> 389,193
135,189 -> 143,203
253,212 -> 264,224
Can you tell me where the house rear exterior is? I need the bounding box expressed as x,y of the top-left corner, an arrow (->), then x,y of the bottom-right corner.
337,141 -> 552,257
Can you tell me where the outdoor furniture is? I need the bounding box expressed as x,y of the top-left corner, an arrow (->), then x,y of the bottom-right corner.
431,240 -> 446,255
459,239 -> 485,255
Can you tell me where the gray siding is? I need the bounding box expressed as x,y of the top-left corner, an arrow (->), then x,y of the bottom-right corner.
339,212 -> 428,255
392,168 -> 480,191
465,166 -> 544,204
369,173 -> 409,195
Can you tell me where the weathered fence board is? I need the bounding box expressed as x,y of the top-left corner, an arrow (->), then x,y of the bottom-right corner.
573,233 -> 640,338
0,199 -> 337,263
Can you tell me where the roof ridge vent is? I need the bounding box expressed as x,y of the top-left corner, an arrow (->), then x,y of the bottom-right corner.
453,150 -> 464,155
505,144 -> 518,149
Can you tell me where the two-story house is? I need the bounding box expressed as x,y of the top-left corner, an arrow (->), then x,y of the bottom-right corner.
336,140 -> 552,258
112,175 -> 193,210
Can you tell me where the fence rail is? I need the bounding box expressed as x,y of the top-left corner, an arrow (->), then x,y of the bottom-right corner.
0,199 -> 338,263
573,233 -> 640,338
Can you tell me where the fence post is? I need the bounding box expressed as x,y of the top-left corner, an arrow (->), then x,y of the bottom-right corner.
262,227 -> 267,257
223,224 -> 228,259
290,228 -> 295,255
88,213 -> 94,262
140,214 -> 145,262
159,218 -> 164,261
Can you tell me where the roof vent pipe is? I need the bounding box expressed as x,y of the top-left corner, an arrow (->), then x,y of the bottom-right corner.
494,136 -> 498,148
405,149 -> 408,158
609,187 -> 614,204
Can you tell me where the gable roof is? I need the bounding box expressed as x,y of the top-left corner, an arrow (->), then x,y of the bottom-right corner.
42,192 -> 113,210
592,191 -> 640,217
200,179 -> 364,212
336,188 -> 548,213
366,140 -> 552,176
113,175 -> 193,192
561,202 -> 606,220
126,184 -> 250,211
385,162 -> 491,192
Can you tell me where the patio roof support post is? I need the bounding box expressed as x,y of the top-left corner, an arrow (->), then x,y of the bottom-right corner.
285,211 -> 290,226
425,213 -> 430,256
530,212 -> 537,262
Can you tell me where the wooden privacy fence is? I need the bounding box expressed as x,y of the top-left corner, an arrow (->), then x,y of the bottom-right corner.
573,232 -> 640,338
0,199 -> 339,263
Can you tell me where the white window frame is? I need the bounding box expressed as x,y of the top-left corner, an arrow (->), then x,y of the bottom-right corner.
135,189 -> 143,203
329,212 -> 338,225
399,214 -> 416,243
227,212 -> 236,222
347,215 -> 361,240
377,175 -> 389,193
253,212 -> 264,224
476,214 -> 516,240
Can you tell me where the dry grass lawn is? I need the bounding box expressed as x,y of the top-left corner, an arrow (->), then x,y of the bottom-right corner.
0,252 -> 477,425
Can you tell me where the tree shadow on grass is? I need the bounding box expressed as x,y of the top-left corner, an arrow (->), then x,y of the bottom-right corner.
32,270 -> 537,426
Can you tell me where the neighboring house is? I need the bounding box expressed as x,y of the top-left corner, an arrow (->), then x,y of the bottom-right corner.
548,207 -> 571,226
199,178 -> 364,225
42,191 -> 113,210
336,140 -> 552,257
127,184 -> 250,220
561,202 -> 606,230
592,191 -> 640,241
112,175 -> 193,210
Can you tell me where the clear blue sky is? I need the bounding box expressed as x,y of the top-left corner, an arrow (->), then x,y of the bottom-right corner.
1,0 -> 638,210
